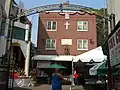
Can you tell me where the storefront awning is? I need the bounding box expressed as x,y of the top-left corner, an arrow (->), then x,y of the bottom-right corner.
32,55 -> 74,61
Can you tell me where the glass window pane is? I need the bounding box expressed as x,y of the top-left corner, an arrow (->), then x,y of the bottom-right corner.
78,40 -> 82,49
46,39 -> 50,48
83,26 -> 88,30
52,40 -> 55,48
78,25 -> 83,30
83,40 -> 87,43
77,21 -> 83,30
83,45 -> 88,49
78,44 -> 82,49
46,39 -> 50,44
52,22 -> 56,30
51,44 -> 55,48
52,40 -> 55,44
46,44 -> 50,48
83,40 -> 88,49
83,21 -> 88,30
83,21 -> 87,25
46,39 -> 56,49
78,21 -> 82,25
78,40 -> 82,44
47,22 -> 51,29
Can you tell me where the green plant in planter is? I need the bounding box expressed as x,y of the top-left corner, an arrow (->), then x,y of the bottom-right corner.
16,68 -> 26,77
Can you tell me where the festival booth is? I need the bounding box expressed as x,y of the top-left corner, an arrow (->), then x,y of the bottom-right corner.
33,55 -> 74,69
33,55 -> 74,84
72,47 -> 107,90
89,60 -> 118,76
73,46 -> 107,84
73,46 -> 107,63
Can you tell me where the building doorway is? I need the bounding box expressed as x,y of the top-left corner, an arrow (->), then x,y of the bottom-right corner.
12,43 -> 25,69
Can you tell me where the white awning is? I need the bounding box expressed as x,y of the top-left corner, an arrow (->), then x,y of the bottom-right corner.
12,39 -> 27,58
73,46 -> 107,62
32,55 -> 74,62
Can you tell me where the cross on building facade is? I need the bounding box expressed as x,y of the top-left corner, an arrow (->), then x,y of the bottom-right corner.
64,21 -> 70,29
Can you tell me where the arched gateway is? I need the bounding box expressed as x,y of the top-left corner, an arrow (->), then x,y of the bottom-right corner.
11,3 -> 98,76
10,3 -> 97,84
11,3 -> 107,78
16,4 -> 104,20
5,3 -> 113,89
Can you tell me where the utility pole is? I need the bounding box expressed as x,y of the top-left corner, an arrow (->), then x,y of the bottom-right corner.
6,15 -> 15,90
107,13 -> 115,90
109,13 -> 115,31
24,24 -> 31,76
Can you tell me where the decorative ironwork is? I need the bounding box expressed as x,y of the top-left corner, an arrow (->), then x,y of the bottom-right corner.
64,45 -> 70,55
16,4 -> 110,21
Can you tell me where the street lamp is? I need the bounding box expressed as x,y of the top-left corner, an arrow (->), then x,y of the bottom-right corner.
5,14 -> 16,90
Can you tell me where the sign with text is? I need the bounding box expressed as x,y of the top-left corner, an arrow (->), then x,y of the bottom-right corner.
108,26 -> 120,66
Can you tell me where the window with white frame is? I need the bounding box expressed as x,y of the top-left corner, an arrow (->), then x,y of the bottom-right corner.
77,39 -> 88,50
47,21 -> 57,31
45,39 -> 56,50
77,21 -> 88,31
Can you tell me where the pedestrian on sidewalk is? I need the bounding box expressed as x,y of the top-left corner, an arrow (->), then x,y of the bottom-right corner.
52,69 -> 65,90
74,71 -> 79,85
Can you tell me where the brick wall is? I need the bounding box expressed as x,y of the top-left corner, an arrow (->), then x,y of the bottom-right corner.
37,12 -> 97,55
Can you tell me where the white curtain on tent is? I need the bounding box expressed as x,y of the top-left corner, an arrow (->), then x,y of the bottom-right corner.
89,61 -> 105,75
73,46 -> 107,62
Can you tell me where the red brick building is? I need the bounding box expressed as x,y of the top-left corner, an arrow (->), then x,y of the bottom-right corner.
37,12 -> 97,56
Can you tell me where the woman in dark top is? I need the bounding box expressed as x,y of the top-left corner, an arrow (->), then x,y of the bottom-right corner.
52,69 -> 64,90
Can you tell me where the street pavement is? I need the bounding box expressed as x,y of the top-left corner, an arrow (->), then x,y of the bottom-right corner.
14,84 -> 85,90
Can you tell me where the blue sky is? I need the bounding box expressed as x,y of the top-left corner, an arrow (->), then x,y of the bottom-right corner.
15,0 -> 106,46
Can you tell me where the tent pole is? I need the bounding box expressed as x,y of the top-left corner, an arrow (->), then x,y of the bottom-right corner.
104,75 -> 107,90
107,56 -> 113,90
72,58 -> 74,85
70,58 -> 75,90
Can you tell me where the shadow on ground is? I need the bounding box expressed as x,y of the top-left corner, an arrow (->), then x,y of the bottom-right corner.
13,87 -> 32,90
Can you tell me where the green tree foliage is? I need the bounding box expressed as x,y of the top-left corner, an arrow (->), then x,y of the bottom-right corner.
95,8 -> 108,46
82,8 -> 108,46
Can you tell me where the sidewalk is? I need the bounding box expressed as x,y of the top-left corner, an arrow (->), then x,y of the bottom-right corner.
70,85 -> 85,90
13,84 -> 85,90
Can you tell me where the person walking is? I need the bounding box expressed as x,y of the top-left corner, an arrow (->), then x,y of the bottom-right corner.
74,71 -> 79,85
52,69 -> 65,90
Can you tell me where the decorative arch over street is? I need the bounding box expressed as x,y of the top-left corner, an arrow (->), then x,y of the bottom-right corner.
17,4 -> 95,19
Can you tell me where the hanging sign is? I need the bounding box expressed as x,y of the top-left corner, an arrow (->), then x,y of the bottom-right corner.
108,24 -> 120,66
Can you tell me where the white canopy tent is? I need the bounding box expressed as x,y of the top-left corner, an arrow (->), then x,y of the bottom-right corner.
32,55 -> 74,68
33,46 -> 107,62
73,46 -> 107,62
89,61 -> 105,75
32,55 -> 74,61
